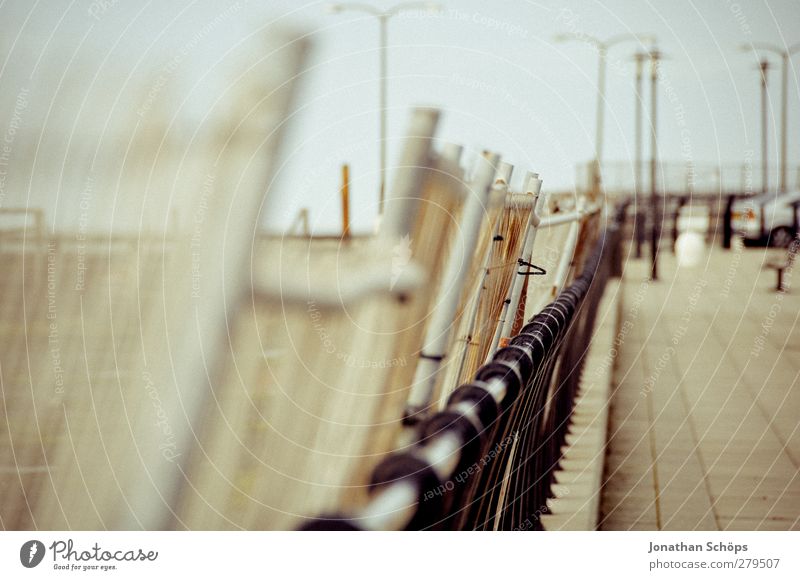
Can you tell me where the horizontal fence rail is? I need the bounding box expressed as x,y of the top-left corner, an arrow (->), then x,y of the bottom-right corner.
582,160 -> 800,198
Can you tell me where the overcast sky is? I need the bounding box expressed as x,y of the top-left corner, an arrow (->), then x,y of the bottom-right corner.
262,0 -> 800,233
2,1 -> 799,234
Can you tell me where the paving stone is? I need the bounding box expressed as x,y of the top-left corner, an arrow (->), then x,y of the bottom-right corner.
599,247 -> 800,531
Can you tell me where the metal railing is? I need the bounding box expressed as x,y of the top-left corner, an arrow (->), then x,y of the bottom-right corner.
302,203 -> 626,530
580,160 -> 800,198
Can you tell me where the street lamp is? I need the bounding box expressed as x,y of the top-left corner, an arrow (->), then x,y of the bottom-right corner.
739,55 -> 773,193
327,2 -> 442,215
758,59 -> 771,194
633,51 -> 647,258
741,42 -> 800,193
554,32 -> 655,192
648,48 -> 663,281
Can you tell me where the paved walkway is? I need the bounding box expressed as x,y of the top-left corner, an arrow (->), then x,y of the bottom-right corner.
600,241 -> 800,530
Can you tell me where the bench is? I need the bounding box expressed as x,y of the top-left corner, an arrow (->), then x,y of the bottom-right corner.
766,238 -> 799,291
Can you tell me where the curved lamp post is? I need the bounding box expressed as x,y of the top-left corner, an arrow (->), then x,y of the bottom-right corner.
553,32 -> 656,180
327,2 -> 442,214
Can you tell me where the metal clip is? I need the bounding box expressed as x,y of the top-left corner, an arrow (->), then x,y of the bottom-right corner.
517,259 -> 546,276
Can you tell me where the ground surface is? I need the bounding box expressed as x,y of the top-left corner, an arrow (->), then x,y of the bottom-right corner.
600,241 -> 800,531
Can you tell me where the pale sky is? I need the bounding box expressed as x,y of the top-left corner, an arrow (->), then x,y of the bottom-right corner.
263,0 -> 800,233
2,0 -> 799,234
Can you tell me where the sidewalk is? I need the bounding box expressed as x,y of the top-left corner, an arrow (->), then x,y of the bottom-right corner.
600,241 -> 800,530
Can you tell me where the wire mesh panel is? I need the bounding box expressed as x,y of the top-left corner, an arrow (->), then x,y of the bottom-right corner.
0,7 -> 307,530
449,193 -> 533,387
301,202 -> 622,530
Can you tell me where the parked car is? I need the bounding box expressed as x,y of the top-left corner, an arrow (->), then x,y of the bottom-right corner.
731,190 -> 800,247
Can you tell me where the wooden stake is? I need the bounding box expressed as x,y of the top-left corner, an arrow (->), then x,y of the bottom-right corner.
341,163 -> 350,239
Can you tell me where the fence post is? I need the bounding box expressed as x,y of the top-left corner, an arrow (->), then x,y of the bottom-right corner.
723,194 -> 735,249
403,152 -> 502,423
